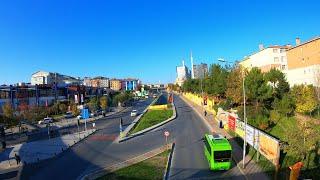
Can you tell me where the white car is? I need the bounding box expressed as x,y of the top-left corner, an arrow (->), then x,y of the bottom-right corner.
131,110 -> 138,117
38,117 -> 53,124
64,112 -> 73,119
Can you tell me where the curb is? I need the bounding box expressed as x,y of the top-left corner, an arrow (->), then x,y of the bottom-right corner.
79,144 -> 171,180
118,101 -> 176,143
117,94 -> 164,142
163,142 -> 175,180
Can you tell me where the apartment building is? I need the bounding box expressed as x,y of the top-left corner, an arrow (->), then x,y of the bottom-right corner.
110,79 -> 122,91
286,37 -> 320,87
239,44 -> 290,73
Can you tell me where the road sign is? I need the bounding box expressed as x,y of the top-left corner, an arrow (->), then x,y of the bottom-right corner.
82,108 -> 89,119
164,131 -> 170,137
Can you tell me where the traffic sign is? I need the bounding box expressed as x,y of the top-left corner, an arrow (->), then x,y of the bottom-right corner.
164,131 -> 170,137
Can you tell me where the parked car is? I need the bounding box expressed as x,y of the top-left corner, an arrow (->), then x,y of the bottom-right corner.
64,112 -> 73,119
131,110 -> 138,117
38,117 -> 53,125
95,109 -> 103,116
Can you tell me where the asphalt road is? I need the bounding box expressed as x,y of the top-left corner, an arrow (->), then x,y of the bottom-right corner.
20,93 -> 245,180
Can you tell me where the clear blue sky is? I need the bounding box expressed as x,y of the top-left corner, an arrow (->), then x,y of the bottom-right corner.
0,0 -> 319,85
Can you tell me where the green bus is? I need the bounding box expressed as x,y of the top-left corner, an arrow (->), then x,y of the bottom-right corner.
203,134 -> 232,170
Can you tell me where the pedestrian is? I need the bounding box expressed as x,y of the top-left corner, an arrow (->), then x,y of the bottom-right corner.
204,110 -> 207,117
17,154 -> 21,164
119,118 -> 123,132
219,120 -> 223,129
14,153 -> 19,165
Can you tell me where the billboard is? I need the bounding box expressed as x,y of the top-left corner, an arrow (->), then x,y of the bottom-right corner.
228,115 -> 236,131
246,124 -> 259,150
235,119 -> 245,138
258,131 -> 280,165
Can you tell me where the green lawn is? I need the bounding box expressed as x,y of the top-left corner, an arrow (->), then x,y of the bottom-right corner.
130,109 -> 173,134
268,116 -> 297,140
98,150 -> 170,180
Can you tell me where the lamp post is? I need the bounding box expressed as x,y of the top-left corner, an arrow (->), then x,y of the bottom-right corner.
218,58 -> 247,169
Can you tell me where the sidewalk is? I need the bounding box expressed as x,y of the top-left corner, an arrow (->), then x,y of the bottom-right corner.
0,129 -> 96,172
179,93 -> 270,180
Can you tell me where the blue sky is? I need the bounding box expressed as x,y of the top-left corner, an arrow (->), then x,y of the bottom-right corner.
0,0 -> 319,85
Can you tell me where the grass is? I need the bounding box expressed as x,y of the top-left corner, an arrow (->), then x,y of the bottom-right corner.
98,150 -> 170,180
52,114 -> 64,120
130,109 -> 173,134
268,116 -> 297,140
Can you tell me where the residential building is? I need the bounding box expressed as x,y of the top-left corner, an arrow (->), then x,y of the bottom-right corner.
83,76 -> 110,88
286,37 -> 320,87
239,44 -> 290,73
176,60 -> 190,86
110,79 -> 122,91
83,77 -> 92,87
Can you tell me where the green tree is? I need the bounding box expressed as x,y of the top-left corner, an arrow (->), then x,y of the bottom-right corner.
70,101 -> 80,116
59,103 -> 67,113
273,94 -> 295,117
88,97 -> 100,111
291,85 -> 318,114
100,96 -> 108,110
265,68 -> 290,98
245,68 -> 273,111
2,102 -> 16,127
205,64 -> 228,98
226,66 -> 243,105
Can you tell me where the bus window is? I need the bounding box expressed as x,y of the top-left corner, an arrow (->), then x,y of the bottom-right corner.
204,137 -> 211,154
214,150 -> 231,162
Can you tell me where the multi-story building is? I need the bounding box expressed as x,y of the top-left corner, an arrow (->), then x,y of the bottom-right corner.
31,71 -> 81,86
239,44 -> 290,73
110,79 -> 122,91
0,84 -> 107,113
286,37 -> 320,87
176,60 -> 190,86
83,76 -> 109,88
123,78 -> 139,91
192,63 -> 208,79
83,77 -> 92,87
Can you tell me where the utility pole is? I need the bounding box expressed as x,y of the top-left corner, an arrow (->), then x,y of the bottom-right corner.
218,58 -> 247,168
242,69 -> 247,169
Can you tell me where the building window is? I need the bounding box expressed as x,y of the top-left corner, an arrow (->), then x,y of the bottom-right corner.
280,49 -> 285,53
281,65 -> 286,70
281,56 -> 285,62
274,57 -> 279,62
273,49 -> 278,53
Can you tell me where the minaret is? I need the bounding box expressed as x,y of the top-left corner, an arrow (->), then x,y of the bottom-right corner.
191,51 -> 194,79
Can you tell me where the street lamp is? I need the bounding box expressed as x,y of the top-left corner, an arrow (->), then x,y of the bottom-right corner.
218,58 -> 247,169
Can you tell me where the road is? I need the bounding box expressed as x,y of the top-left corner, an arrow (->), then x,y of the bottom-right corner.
20,94 -> 245,180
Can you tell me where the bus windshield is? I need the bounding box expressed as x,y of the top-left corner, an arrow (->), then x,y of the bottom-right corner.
214,150 -> 231,162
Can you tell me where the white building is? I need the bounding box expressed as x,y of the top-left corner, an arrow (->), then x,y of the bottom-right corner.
239,45 -> 290,73
31,71 -> 80,86
176,60 -> 190,86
